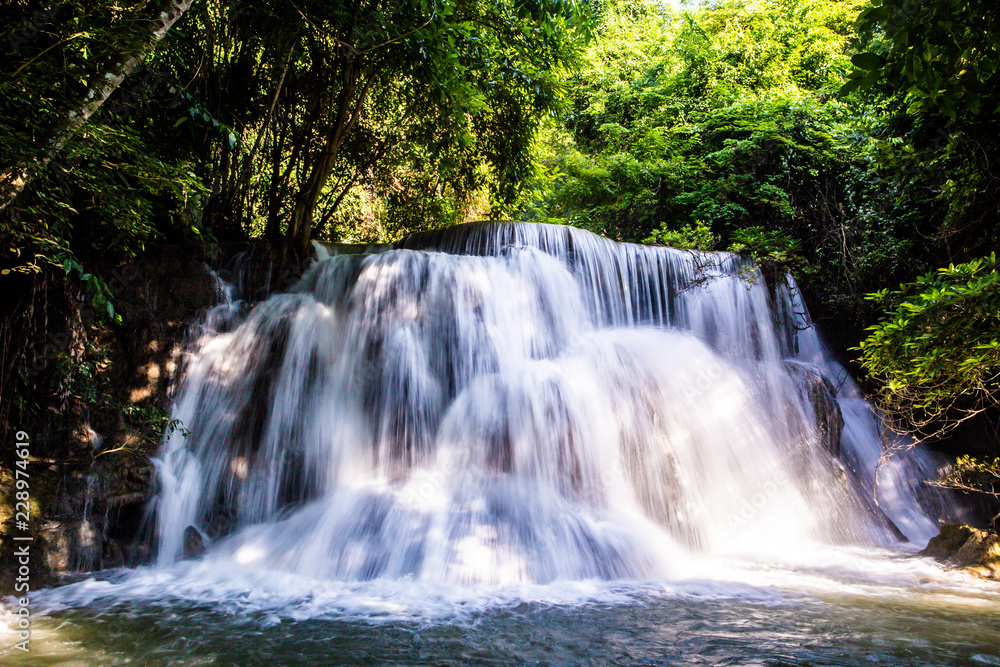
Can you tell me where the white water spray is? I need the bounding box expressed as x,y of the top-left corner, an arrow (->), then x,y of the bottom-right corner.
152,222 -> 948,585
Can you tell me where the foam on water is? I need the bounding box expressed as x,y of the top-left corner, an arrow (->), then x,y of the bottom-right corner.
23,545 -> 1000,628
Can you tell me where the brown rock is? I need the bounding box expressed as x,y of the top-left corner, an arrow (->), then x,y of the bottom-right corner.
952,528 -> 990,566
919,524 -> 1000,579
983,534 -> 1000,571
917,523 -> 982,560
182,525 -> 207,560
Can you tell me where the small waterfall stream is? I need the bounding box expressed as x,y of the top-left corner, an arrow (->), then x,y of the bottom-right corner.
150,222 -> 947,584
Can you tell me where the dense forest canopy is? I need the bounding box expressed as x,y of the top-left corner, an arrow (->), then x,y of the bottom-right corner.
1,0 -> 998,493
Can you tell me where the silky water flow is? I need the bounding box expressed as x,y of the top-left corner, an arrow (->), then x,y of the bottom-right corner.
16,224 -> 1000,667
151,222 -> 946,583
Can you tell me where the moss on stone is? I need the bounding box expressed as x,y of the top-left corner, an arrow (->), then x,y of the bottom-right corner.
919,523 -> 1000,580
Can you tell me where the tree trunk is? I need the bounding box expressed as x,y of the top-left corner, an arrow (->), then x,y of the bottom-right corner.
281,62 -> 377,266
0,0 -> 196,211
64,287 -> 92,454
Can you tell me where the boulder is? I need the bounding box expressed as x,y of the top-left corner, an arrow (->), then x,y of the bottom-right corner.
918,523 -> 1000,578
183,525 -> 207,559
918,523 -> 982,560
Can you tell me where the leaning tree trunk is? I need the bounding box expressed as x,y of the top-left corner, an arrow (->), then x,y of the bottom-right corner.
280,59 -> 378,270
0,0 -> 196,211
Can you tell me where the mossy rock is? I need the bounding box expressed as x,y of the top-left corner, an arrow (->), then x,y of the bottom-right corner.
919,524 -> 1000,578
918,523 -> 983,561
953,529 -> 990,566
982,534 -> 1000,573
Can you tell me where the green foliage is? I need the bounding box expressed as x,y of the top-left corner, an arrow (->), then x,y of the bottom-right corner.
519,0 -> 911,327
55,253 -> 118,323
158,0 -> 591,252
930,456 -> 1000,519
644,220 -> 716,251
838,0 -> 1000,448
842,0 -> 1000,260
857,255 -> 1000,440
727,226 -> 806,276
0,1 -> 212,291
845,0 -> 1000,119
1,0 -> 591,264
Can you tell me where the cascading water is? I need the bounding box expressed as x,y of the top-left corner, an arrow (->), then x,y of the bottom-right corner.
18,223 -> 1000,667
150,222 -> 948,585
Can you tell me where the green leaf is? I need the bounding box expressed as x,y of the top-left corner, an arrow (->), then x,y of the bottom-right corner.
839,77 -> 865,97
851,53 -> 886,71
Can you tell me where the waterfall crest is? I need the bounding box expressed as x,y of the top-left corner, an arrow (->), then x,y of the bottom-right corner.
152,222 -> 947,584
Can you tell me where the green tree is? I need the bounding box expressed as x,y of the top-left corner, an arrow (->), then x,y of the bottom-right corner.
845,0 -> 1000,261
0,0 -> 195,212
845,1 -> 1000,472
176,0 -> 590,265
858,256 -> 1000,441
519,0 -> 907,334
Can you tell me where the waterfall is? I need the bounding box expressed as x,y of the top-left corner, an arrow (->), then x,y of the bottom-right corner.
151,222 -> 948,585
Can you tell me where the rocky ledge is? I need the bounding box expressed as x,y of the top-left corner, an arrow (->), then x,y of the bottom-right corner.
918,523 -> 1000,579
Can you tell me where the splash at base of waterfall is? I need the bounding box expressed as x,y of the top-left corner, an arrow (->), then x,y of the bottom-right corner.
147,222 -> 952,589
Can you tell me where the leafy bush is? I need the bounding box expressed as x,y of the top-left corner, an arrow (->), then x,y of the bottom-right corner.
644,220 -> 717,250
857,255 -> 1000,440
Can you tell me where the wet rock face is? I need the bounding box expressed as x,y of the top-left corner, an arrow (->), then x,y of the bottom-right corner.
183,525 -> 207,559
0,244 -> 220,594
35,457 -> 156,576
918,523 -> 978,560
918,523 -> 1000,579
784,361 -> 844,457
